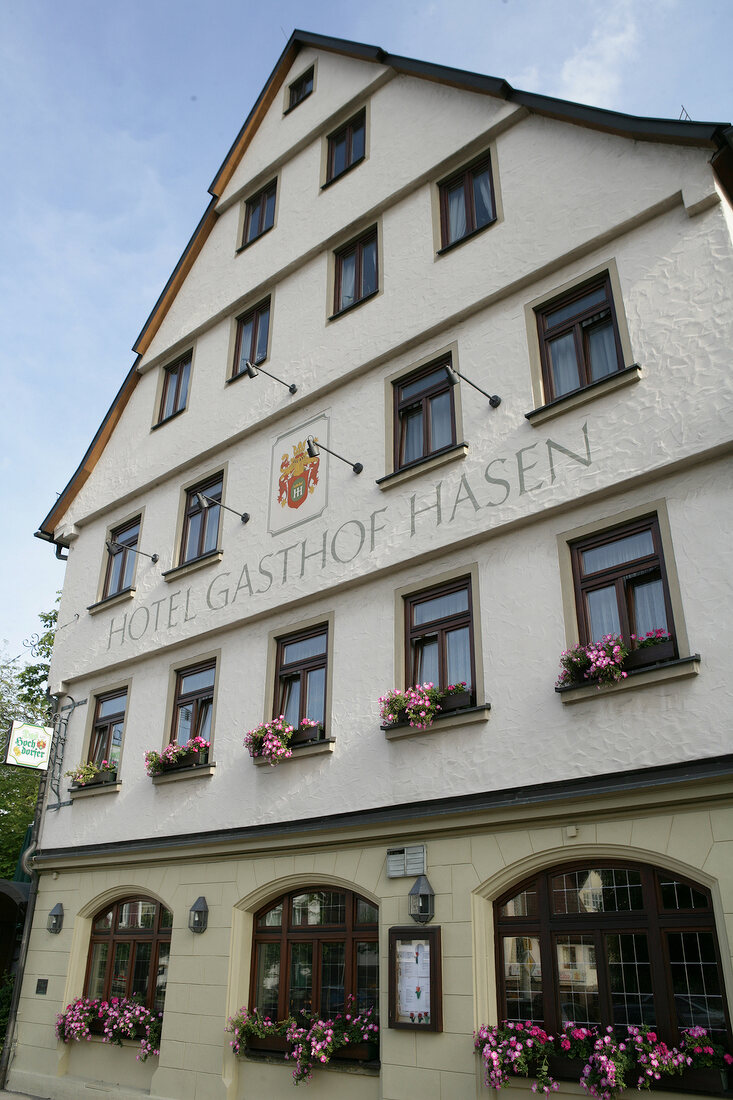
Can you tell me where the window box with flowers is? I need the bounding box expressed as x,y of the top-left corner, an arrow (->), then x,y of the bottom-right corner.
65,760 -> 118,789
144,735 -> 210,777
379,681 -> 472,731
244,716 -> 324,766
474,1022 -> 733,1098
226,998 -> 379,1085
55,995 -> 162,1063
555,631 -> 687,695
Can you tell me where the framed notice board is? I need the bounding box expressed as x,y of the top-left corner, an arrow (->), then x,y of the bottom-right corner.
388,926 -> 442,1031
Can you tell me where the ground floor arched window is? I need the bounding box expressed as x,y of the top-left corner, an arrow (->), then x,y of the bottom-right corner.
495,862 -> 730,1042
251,887 -> 378,1022
84,897 -> 172,1013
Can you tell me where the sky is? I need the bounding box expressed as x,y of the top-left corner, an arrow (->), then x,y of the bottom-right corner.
0,0 -> 731,664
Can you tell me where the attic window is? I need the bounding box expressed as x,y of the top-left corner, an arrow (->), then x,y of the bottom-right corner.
287,67 -> 314,112
243,181 -> 276,247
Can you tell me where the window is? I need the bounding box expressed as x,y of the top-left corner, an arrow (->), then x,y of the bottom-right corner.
243,181 -> 276,246
405,577 -> 475,698
171,660 -> 215,745
89,690 -> 127,769
180,475 -> 222,565
536,274 -> 623,401
570,514 -> 677,669
496,863 -> 730,1043
85,897 -> 172,1014
103,518 -> 140,598
334,228 -> 378,314
275,625 -> 327,741
288,67 -> 314,110
250,888 -> 378,1025
439,155 -> 495,248
232,299 -> 270,378
158,354 -> 191,423
394,359 -> 456,471
327,110 -> 366,183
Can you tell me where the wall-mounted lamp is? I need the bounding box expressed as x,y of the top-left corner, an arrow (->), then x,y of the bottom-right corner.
196,492 -> 250,525
408,876 -> 435,924
47,903 -> 64,934
306,436 -> 363,474
106,539 -> 159,564
244,360 -> 297,395
188,896 -> 209,934
446,365 -> 501,408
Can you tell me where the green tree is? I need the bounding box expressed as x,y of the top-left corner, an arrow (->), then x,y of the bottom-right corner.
0,604 -> 57,879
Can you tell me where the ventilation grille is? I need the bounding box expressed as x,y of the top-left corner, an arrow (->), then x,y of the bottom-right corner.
386,844 -> 426,878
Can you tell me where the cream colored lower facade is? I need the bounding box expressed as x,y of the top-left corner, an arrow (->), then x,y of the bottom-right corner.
7,762 -> 733,1100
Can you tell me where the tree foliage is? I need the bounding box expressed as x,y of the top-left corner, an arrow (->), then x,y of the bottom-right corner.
0,604 -> 57,880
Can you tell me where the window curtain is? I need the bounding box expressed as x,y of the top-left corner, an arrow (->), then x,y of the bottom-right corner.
361,239 -> 377,297
340,253 -> 356,308
581,532 -> 654,574
448,187 -> 467,243
588,321 -> 617,380
586,587 -> 621,639
446,626 -> 471,688
549,334 -> 580,396
429,392 -> 452,451
632,578 -> 667,635
473,169 -> 494,227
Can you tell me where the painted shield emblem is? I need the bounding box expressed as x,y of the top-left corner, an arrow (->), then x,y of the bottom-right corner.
278,441 -> 320,511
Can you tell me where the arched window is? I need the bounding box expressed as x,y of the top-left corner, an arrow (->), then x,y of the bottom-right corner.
496,862 -> 730,1042
251,887 -> 378,1022
85,897 -> 172,1013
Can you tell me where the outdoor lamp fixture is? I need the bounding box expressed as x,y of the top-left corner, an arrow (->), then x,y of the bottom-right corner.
188,896 -> 208,934
106,539 -> 159,564
195,492 -> 250,525
47,903 -> 64,934
446,364 -> 501,409
244,360 -> 297,395
306,436 -> 363,474
408,876 -> 435,924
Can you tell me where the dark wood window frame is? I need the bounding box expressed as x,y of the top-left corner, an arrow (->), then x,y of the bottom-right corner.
274,624 -> 328,744
405,576 -> 476,700
84,896 -> 172,1014
438,154 -> 496,250
287,67 -> 314,112
495,861 -> 731,1047
536,273 -> 624,403
103,517 -> 140,599
89,689 -> 127,768
326,109 -> 366,183
570,514 -> 677,670
170,659 -> 216,747
180,474 -> 223,565
393,359 -> 457,472
157,354 -> 191,424
333,227 -> 378,316
243,181 -> 277,247
250,887 -> 378,1028
231,299 -> 271,379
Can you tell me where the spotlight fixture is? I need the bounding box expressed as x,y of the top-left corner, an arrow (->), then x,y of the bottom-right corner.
244,360 -> 297,395
106,539 -> 159,564
306,436 -> 363,474
446,365 -> 501,408
195,492 -> 250,525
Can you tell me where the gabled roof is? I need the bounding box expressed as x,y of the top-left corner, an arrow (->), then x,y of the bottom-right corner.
36,29 -> 733,545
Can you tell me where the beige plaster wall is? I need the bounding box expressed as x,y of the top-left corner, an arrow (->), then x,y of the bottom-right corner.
9,791 -> 733,1100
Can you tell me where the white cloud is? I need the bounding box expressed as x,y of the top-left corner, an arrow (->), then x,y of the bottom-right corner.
553,0 -> 639,108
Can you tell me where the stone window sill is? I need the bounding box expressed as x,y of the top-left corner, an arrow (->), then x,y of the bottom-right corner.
151,763 -> 216,785
382,704 -> 490,741
87,588 -> 136,615
556,654 -> 700,705
252,739 -> 335,766
525,364 -> 642,426
376,443 -> 468,491
69,781 -> 122,800
161,550 -> 223,583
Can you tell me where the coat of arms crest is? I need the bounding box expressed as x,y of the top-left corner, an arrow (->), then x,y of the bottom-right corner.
278,440 -> 320,510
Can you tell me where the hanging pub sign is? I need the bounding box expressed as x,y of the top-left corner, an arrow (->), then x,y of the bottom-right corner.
388,926 -> 442,1031
268,414 -> 329,536
4,721 -> 53,770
